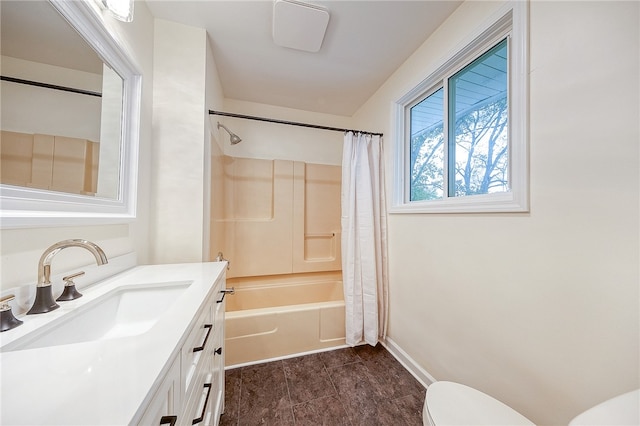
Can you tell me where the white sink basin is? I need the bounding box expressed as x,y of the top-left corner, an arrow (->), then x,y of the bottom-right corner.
2,281 -> 191,352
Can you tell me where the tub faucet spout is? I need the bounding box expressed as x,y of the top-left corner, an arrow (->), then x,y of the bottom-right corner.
27,239 -> 108,315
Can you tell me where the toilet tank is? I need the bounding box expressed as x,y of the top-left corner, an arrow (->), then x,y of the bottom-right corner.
569,389 -> 639,425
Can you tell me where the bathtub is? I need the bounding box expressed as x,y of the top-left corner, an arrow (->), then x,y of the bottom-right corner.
224,272 -> 345,367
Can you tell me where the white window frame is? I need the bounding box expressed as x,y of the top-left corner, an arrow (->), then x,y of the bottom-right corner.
391,1 -> 529,214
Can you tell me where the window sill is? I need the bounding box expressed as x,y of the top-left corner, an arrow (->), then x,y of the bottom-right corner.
389,192 -> 529,214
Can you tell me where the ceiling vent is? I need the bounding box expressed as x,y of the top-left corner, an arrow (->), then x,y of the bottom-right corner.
272,0 -> 330,53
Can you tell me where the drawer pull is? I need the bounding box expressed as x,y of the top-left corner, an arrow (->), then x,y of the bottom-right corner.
160,415 -> 177,426
216,287 -> 235,303
214,347 -> 222,355
192,324 -> 212,353
192,383 -> 212,425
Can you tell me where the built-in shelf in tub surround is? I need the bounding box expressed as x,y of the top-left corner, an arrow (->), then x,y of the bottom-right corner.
0,262 -> 227,426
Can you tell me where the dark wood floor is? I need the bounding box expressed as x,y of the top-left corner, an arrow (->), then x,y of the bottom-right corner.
220,344 -> 426,425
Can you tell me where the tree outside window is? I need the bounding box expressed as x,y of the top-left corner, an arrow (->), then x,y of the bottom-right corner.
410,39 -> 508,202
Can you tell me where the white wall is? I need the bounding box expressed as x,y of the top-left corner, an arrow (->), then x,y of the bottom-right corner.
353,1 -> 639,424
218,99 -> 349,166
0,56 -> 102,141
149,19 -> 229,264
149,19 -> 207,263
97,64 -> 124,199
203,34 -> 226,261
0,2 -> 154,293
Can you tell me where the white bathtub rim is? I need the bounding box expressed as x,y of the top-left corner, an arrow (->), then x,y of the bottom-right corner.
226,300 -> 345,317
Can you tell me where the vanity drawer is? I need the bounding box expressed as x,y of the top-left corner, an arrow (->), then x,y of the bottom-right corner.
181,304 -> 213,395
182,359 -> 214,426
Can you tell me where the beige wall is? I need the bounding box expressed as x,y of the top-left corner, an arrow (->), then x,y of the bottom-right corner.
0,2 -> 155,291
353,1 -> 639,424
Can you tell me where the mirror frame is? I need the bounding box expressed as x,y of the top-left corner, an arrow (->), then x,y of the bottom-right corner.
0,0 -> 141,229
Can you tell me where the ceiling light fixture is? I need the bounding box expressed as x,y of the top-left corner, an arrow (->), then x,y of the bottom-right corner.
101,0 -> 134,22
272,0 -> 330,53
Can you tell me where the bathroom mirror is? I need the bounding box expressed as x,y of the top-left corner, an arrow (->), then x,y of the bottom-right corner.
0,0 -> 141,228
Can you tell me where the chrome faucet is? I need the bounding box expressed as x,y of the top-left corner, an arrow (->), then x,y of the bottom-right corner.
27,239 -> 108,315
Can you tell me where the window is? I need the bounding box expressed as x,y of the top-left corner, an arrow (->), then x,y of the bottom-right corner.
392,2 -> 528,213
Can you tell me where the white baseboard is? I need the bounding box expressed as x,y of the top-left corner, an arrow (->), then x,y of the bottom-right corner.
382,336 -> 437,389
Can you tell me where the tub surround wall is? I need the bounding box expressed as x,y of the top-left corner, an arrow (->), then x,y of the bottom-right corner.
222,157 -> 293,276
293,162 -> 342,274
213,151 -> 344,366
352,1 -> 640,424
0,130 -> 99,194
216,156 -> 341,278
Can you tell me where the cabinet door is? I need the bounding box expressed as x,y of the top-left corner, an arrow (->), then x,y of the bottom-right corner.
211,325 -> 224,425
138,358 -> 181,426
182,304 -> 213,398
212,284 -> 226,424
183,358 -> 213,426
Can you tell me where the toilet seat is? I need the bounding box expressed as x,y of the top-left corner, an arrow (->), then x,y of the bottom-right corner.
425,381 -> 535,426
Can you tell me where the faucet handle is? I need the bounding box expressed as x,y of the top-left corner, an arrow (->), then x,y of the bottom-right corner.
0,294 -> 23,332
214,252 -> 231,270
0,294 -> 17,311
62,271 -> 85,286
57,271 -> 85,302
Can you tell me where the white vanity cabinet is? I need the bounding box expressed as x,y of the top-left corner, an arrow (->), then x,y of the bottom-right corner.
139,271 -> 226,426
0,263 -> 229,426
137,358 -> 181,426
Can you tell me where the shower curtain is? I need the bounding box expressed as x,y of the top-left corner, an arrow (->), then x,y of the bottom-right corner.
341,131 -> 389,347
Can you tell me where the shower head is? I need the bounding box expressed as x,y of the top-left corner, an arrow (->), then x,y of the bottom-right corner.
217,122 -> 242,145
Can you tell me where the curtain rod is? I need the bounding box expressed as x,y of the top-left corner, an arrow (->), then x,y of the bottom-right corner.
209,110 -> 383,137
1,76 -> 102,97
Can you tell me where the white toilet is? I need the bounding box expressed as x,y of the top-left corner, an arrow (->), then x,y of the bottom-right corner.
568,388 -> 640,426
423,381 -> 640,426
422,381 -> 535,426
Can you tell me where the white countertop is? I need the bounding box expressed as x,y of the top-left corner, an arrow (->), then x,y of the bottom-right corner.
0,262 -> 226,425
